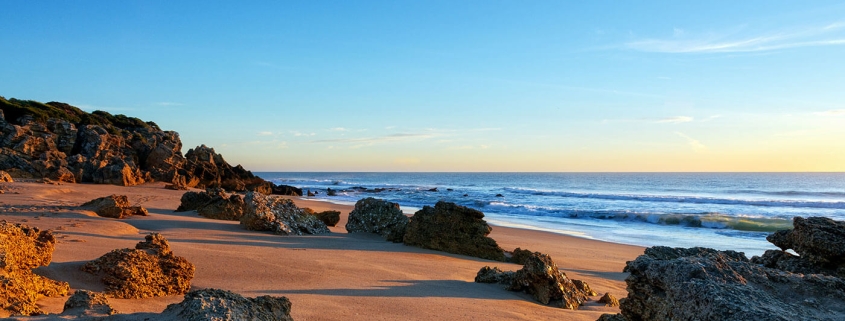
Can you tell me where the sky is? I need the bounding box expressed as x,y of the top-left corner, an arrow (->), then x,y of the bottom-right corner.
1,1 -> 844,172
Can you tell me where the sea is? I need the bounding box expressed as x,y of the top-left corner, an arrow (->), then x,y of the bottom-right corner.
255,172 -> 845,257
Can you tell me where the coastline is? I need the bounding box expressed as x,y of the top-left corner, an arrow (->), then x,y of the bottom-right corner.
1,181 -> 643,320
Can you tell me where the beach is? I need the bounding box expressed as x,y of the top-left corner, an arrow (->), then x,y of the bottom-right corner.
1,181 -> 643,320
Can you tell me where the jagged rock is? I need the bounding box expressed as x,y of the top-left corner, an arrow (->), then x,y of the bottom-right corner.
597,313 -> 627,321
507,247 -> 533,265
0,221 -> 70,316
61,290 -> 117,316
345,197 -> 408,242
240,192 -> 329,235
81,194 -> 148,219
615,246 -> 845,321
198,194 -> 247,221
271,184 -> 303,196
312,210 -> 341,227
598,292 -> 619,307
81,233 -> 195,299
160,288 -> 293,321
474,252 -> 593,309
176,188 -> 226,212
0,170 -> 12,182
753,216 -> 845,277
404,201 -> 505,261
326,188 -> 337,196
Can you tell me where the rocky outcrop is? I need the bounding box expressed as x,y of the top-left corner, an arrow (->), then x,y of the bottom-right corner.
751,216 -> 845,277
240,192 -> 329,235
176,188 -> 247,221
0,170 -> 12,182
81,233 -> 195,299
601,246 -> 845,321
272,184 -> 303,196
404,201 -> 505,261
345,197 -> 408,242
0,97 -> 273,192
176,188 -> 226,212
507,247 -> 533,265
81,194 -> 148,219
160,288 -> 293,321
0,221 -> 70,316
475,252 -> 594,309
61,290 -> 117,316
598,293 -> 620,307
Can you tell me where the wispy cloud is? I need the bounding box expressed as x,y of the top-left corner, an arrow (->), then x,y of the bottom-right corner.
291,131 -> 315,137
814,109 -> 845,116
312,133 -> 434,146
675,132 -> 707,153
329,127 -> 348,132
656,116 -> 694,124
258,131 -> 274,136
626,21 -> 845,53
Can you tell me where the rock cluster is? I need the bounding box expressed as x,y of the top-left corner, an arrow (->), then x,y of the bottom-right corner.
0,221 -> 70,316
475,252 -> 594,309
600,245 -> 845,321
81,233 -> 195,299
751,216 -> 845,277
345,197 -> 409,242
81,194 -> 148,219
0,98 -> 275,192
176,188 -> 247,221
160,288 -> 294,321
240,192 -> 329,235
404,201 -> 506,261
61,290 -> 117,316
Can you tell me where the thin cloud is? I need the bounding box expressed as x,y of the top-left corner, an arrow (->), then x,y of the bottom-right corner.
257,131 -> 274,136
675,132 -> 707,153
626,21 -> 845,53
656,116 -> 694,124
312,133 -> 433,145
814,109 -> 845,116
329,127 -> 348,132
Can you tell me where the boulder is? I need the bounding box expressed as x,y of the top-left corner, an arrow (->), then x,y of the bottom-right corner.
0,170 -> 12,182
474,252 -> 593,309
313,210 -> 341,227
507,247 -> 533,265
176,188 -> 226,212
0,222 -> 70,316
404,201 -> 505,261
165,183 -> 188,190
598,292 -> 620,307
752,216 -> 845,277
240,192 -> 329,235
345,197 -> 409,242
602,246 -> 845,321
197,193 -> 247,221
160,288 -> 293,321
61,290 -> 117,316
81,233 -> 195,299
271,184 -> 303,196
81,194 -> 148,219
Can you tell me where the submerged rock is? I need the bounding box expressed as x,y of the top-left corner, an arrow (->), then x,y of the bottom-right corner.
0,221 -> 70,316
475,252 -> 594,309
161,288 -> 293,321
81,233 -> 195,299
81,194 -> 147,219
346,197 -> 409,242
404,201 -> 505,261
240,192 -> 329,235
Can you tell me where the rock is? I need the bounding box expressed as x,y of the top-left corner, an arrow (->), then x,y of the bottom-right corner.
754,216 -> 845,277
345,197 -> 409,242
495,194 -> 504,197
165,183 -> 188,190
326,188 -> 337,196
81,233 -> 195,299
473,252 -> 593,309
0,221 -> 70,316
307,190 -> 315,197
403,201 -> 505,261
507,247 -> 534,265
427,187 -> 438,192
597,313 -> 627,321
176,188 -> 226,212
0,170 -> 12,182
598,292 -> 619,307
81,194 -> 148,219
271,184 -> 303,196
312,210 -> 341,227
197,194 -> 247,221
616,246 -> 845,321
61,290 -> 117,316
240,192 -> 329,235
160,288 -> 293,321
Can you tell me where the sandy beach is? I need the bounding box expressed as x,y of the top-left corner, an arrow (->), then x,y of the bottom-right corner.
1,181 -> 644,320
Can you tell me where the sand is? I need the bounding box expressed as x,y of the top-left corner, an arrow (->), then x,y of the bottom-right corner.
0,181 -> 644,320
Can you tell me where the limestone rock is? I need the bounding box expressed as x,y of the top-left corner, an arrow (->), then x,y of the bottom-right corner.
616,246 -> 845,321
176,188 -> 226,212
474,252 -> 593,309
753,216 -> 845,277
161,288 -> 293,321
81,194 -> 148,219
61,290 -> 117,316
177,188 -> 248,221
313,210 -> 341,227
240,192 -> 329,235
598,292 -> 620,307
0,221 -> 70,316
404,201 -> 505,261
81,233 -> 195,299
346,197 -> 409,242
507,247 -> 533,265
0,170 -> 12,182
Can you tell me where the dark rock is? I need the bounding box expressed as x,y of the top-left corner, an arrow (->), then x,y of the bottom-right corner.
164,183 -> 188,190
61,290 -> 117,316
307,190 -> 315,197
271,184 -> 303,196
176,188 -> 226,212
597,313 -> 627,321
81,194 -> 148,219
617,246 -> 845,321
474,252 -> 593,309
327,188 -> 337,196
240,192 -> 329,235
463,194 -> 468,197
313,210 -> 341,227
404,201 -> 505,261
447,188 -> 453,191
598,292 -> 620,307
0,222 -> 70,316
495,194 -> 504,197
764,217 -> 845,273
81,233 -> 195,299
160,288 -> 293,321
345,197 -> 409,242
195,192 -> 247,221
507,247 -> 534,265
427,187 -> 438,192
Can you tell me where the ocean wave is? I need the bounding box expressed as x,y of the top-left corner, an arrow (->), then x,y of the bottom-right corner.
503,188 -> 845,209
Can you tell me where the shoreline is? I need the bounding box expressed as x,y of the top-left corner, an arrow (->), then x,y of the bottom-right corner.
1,181 -> 644,320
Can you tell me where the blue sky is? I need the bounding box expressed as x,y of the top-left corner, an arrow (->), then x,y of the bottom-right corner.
2,1 -> 844,171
